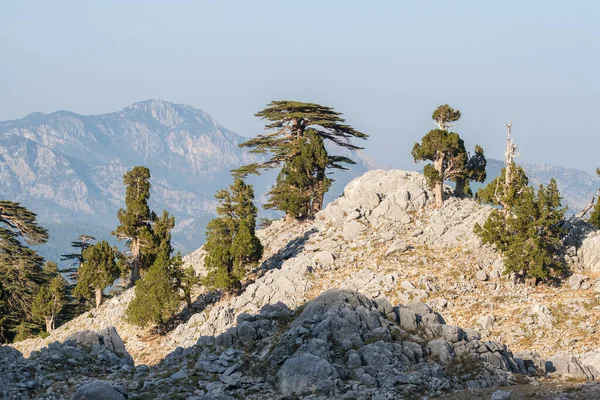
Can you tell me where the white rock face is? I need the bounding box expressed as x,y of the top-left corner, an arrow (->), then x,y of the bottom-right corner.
579,232 -> 600,272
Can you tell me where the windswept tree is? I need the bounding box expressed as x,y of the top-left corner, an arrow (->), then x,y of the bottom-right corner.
31,261 -> 67,332
413,105 -> 486,207
265,130 -> 332,219
60,235 -> 96,280
73,241 -> 119,308
0,201 -> 48,342
126,211 -> 184,328
233,101 -> 368,219
204,179 -> 263,291
113,166 -> 156,285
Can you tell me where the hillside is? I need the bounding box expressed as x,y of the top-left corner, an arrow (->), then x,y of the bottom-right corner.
8,169 -> 600,399
0,100 -> 368,260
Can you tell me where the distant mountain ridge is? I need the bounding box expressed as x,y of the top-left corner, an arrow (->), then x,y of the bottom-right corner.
0,100 -> 369,260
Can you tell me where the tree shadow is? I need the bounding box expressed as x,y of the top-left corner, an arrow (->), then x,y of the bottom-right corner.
244,227 -> 318,285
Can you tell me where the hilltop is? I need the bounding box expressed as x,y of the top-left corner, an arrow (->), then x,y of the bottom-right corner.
6,169 -> 600,399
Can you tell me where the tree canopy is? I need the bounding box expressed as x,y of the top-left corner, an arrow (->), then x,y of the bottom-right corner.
113,166 -> 156,285
204,179 -> 263,291
412,105 -> 486,207
73,240 -> 119,308
0,201 -> 48,342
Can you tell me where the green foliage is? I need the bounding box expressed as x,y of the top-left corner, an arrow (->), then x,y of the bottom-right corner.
588,168 -> 600,228
126,211 -> 197,328
476,163 -> 529,208
31,261 -> 68,332
474,179 -> 566,281
126,252 -> 181,328
176,266 -> 200,311
233,101 -> 367,218
0,201 -> 48,342
413,105 -> 486,204
204,179 -> 263,291
73,241 -> 119,308
113,166 -> 156,284
13,322 -> 32,342
265,130 -> 332,219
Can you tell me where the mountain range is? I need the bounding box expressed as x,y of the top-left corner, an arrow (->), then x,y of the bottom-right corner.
0,99 -> 369,260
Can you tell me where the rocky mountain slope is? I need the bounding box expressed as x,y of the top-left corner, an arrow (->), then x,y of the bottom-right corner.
0,99 -> 368,260
7,169 -> 600,399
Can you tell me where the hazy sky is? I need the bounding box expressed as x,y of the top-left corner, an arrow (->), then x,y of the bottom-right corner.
2,1 -> 599,172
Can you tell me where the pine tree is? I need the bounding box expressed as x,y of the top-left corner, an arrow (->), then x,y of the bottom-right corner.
113,166 -> 156,285
412,105 -> 485,206
31,261 -> 67,332
176,267 -> 200,312
0,201 -> 48,342
204,179 -> 263,291
73,241 -> 119,308
265,130 -> 332,219
474,178 -> 566,281
126,211 -> 182,328
588,169 -> 600,227
60,235 -> 96,280
233,101 -> 367,219
125,251 -> 181,328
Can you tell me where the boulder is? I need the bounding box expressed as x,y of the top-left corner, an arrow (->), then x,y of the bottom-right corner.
385,240 -> 409,256
72,380 -> 127,400
276,354 -> 339,396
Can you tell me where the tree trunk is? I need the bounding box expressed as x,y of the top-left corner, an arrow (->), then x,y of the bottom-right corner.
44,316 -> 54,332
311,170 -> 325,217
95,287 -> 103,309
454,178 -> 465,198
434,156 -> 445,208
130,238 -> 142,285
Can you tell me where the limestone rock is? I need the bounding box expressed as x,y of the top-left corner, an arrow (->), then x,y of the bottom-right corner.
72,380 -> 127,400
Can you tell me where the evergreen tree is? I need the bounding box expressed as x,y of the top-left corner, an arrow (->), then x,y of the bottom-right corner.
412,105 -> 485,206
233,101 -> 367,219
452,145 -> 487,197
126,211 -> 183,328
477,163 -> 529,210
265,130 -> 332,219
588,168 -> 600,227
474,178 -> 566,281
73,241 -> 119,308
204,179 -> 263,291
0,201 -> 48,342
113,166 -> 156,285
60,235 -> 96,280
31,261 -> 67,332
176,267 -> 200,312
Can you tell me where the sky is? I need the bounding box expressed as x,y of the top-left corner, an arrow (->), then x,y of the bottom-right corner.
1,1 -> 599,173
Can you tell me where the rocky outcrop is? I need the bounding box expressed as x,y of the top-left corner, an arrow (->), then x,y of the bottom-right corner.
0,328 -> 131,400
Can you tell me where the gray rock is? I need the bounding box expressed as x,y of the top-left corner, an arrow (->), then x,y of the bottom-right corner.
475,270 -> 488,281
568,273 -> 588,290
547,354 -> 594,380
407,300 -> 432,316
276,354 -> 339,396
478,315 -> 495,330
490,390 -> 512,400
343,220 -> 366,241
428,338 -> 454,364
397,307 -> 418,332
385,240 -> 409,256
72,380 -> 127,400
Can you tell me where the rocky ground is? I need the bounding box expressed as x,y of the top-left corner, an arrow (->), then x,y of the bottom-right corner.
6,169 -> 600,399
